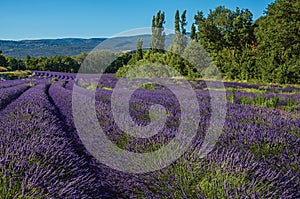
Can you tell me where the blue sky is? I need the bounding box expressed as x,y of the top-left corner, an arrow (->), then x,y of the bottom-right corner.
1,0 -> 274,40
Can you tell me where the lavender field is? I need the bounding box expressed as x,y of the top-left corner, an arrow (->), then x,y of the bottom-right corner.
0,71 -> 299,198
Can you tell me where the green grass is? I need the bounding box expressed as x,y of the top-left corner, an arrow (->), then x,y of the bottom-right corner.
0,171 -> 23,199
82,83 -> 113,91
51,77 -> 58,82
0,169 -> 43,199
98,84 -> 113,90
0,70 -> 33,80
203,87 -> 266,94
0,66 -> 8,72
240,94 -> 280,108
139,157 -> 262,198
249,142 -> 287,160
140,83 -> 157,90
86,84 -> 97,90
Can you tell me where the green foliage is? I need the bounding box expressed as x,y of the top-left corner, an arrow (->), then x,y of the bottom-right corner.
140,83 -> 157,90
115,133 -> 129,150
136,38 -> 143,61
170,10 -> 188,55
51,77 -> 58,82
0,170 -> 42,198
230,88 -> 235,103
190,23 -> 197,41
191,1 -> 300,84
197,168 -> 247,198
80,50 -> 117,73
0,55 -> 8,69
116,48 -> 201,79
240,93 -> 280,109
116,61 -> 179,79
86,84 -> 97,90
180,10 -> 187,35
23,55 -> 80,73
72,52 -> 88,65
194,6 -> 256,81
284,97 -> 298,111
255,0 -> 300,59
7,57 -> 26,70
1,0 -> 299,84
0,70 -> 33,80
254,0 -> 300,84
151,10 -> 166,51
249,141 -> 287,161
0,66 -> 8,72
174,10 -> 180,33
106,53 -> 132,73
142,156 -> 260,198
182,40 -> 212,79
0,171 -> 23,199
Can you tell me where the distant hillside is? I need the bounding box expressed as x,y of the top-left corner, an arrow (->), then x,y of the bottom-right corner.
0,38 -> 106,58
0,34 -> 175,58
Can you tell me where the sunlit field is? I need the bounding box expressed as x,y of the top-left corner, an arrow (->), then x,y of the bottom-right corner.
0,71 -> 299,198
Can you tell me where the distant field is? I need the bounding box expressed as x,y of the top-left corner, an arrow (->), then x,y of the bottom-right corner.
0,71 -> 299,198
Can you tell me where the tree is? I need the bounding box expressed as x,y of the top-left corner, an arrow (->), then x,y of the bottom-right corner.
180,10 -> 187,35
7,57 -> 25,70
24,55 -> 31,70
106,53 -> 132,73
150,10 -> 166,51
136,38 -> 143,61
229,8 -> 255,51
183,40 -> 213,78
190,23 -> 197,41
0,54 -> 8,68
195,6 -> 234,53
193,6 -> 257,81
255,0 -> 300,83
170,10 -> 188,55
174,10 -> 180,33
180,10 -> 188,50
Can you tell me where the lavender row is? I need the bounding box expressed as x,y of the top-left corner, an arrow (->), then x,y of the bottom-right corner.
28,71 -> 300,95
0,83 -> 117,198
0,83 -> 30,110
49,82 -> 158,197
54,79 -> 299,197
31,71 -> 75,81
0,79 -> 29,89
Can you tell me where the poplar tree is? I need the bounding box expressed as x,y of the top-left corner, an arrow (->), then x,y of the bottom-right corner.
170,10 -> 187,55
175,10 -> 180,33
190,23 -> 197,41
136,38 -> 143,61
180,10 -> 187,35
150,10 -> 166,51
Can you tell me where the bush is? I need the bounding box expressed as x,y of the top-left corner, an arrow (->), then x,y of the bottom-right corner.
0,66 -> 8,72
116,61 -> 180,79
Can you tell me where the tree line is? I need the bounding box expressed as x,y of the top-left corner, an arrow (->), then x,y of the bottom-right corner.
0,51 -> 84,73
1,0 -> 299,84
119,0 -> 299,84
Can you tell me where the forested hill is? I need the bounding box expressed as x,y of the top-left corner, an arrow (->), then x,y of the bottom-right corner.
0,38 -> 106,58
0,34 -> 175,58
